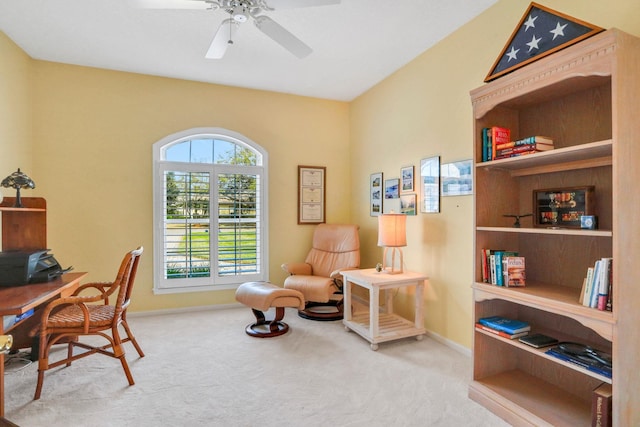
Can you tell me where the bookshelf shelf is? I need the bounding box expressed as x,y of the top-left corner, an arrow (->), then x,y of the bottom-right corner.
476,139 -> 612,177
475,328 -> 612,384
470,29 -> 640,426
469,370 -> 591,427
476,226 -> 612,237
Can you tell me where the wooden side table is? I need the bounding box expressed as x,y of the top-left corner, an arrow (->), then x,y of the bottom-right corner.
342,268 -> 427,350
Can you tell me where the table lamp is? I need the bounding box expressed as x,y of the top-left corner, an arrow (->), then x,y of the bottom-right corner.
1,168 -> 36,208
377,213 -> 407,274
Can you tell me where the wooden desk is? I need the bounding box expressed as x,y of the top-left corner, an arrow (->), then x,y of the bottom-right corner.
342,269 -> 427,350
0,272 -> 87,417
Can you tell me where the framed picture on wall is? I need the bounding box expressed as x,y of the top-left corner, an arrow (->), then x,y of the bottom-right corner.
298,165 -> 326,224
420,156 -> 440,213
384,178 -> 400,199
401,165 -> 415,193
400,194 -> 417,215
370,172 -> 383,216
441,160 -> 473,196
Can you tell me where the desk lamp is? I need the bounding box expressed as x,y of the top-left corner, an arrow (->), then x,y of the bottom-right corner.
377,213 -> 407,274
1,168 -> 36,208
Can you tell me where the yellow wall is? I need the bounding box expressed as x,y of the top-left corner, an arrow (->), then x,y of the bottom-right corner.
1,0 -> 639,348
349,0 -> 640,348
0,32 -> 32,192
3,56 -> 351,311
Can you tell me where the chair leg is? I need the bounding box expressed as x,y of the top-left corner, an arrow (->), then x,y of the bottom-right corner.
112,328 -> 135,386
34,334 -> 49,400
121,318 -> 145,358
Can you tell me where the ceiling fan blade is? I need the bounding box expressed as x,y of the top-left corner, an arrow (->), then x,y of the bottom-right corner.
253,15 -> 312,58
132,0 -> 214,10
262,0 -> 340,9
206,19 -> 240,59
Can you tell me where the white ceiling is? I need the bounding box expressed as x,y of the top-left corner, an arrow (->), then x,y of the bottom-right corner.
0,0 -> 497,101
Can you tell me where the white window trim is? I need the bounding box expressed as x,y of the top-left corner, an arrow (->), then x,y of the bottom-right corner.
152,127 -> 269,294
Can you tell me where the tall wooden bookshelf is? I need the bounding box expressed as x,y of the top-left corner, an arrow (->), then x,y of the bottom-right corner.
469,29 -> 640,426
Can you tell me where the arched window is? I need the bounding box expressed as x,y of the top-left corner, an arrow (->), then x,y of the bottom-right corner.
152,128 -> 268,294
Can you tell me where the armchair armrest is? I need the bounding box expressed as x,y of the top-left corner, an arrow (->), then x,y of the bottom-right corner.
73,281 -> 117,304
37,292 -> 105,336
330,266 -> 359,279
281,262 -> 312,276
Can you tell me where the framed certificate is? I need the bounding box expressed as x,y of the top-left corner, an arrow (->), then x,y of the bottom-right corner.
298,165 -> 326,224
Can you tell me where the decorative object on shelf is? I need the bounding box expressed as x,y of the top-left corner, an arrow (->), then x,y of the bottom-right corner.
533,186 -> 594,228
369,172 -> 383,216
1,168 -> 36,208
400,165 -> 414,193
375,263 -> 382,273
485,2 -> 603,82
580,215 -> 597,230
297,165 -> 325,224
400,194 -> 416,215
420,156 -> 440,213
384,178 -> 399,199
503,213 -> 532,228
441,160 -> 473,196
377,213 -> 406,274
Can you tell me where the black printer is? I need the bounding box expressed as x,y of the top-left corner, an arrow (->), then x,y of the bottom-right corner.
0,250 -> 69,286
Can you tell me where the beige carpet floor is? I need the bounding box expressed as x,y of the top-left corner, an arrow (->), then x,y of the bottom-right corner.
4,306 -> 509,427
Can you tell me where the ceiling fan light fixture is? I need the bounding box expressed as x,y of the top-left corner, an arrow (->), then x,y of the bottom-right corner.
231,6 -> 249,22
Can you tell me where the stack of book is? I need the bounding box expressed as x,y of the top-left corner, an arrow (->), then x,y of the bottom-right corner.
480,249 -> 526,287
475,316 -> 531,339
481,126 -> 510,162
494,136 -> 554,160
579,257 -> 613,311
545,345 -> 612,378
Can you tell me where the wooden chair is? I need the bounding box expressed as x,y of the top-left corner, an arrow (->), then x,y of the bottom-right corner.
32,246 -> 144,400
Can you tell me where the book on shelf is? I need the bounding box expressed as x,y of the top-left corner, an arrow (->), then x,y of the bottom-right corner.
495,251 -> 518,286
504,256 -> 526,287
494,145 -> 554,160
490,126 -> 510,161
592,383 -> 612,427
478,316 -> 531,334
475,323 -> 529,339
481,127 -> 491,162
580,258 -> 613,311
545,347 -> 612,378
518,333 -> 559,348
494,135 -> 554,150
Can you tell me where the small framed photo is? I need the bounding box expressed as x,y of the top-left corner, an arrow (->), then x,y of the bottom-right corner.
401,165 -> 414,193
384,178 -> 400,199
370,172 -> 383,216
400,194 -> 417,215
441,160 -> 473,196
420,156 -> 440,213
533,186 -> 595,228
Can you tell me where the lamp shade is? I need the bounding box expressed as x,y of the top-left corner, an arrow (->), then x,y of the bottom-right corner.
377,213 -> 407,247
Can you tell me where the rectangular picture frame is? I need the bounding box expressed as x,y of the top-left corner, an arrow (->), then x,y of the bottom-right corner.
370,172 -> 383,216
420,156 -> 440,213
533,186 -> 595,229
298,165 -> 326,224
384,178 -> 400,200
441,159 -> 473,196
400,194 -> 417,215
401,165 -> 415,194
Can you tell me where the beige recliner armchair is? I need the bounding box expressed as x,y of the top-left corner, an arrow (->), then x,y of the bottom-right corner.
282,224 -> 360,320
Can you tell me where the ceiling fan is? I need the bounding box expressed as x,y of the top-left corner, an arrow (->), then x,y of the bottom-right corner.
135,0 -> 341,59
